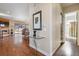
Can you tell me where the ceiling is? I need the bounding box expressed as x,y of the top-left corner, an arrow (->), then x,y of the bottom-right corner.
61,3 -> 77,8
0,3 -> 30,21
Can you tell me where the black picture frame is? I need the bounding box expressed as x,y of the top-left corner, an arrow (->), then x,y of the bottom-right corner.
33,11 -> 42,30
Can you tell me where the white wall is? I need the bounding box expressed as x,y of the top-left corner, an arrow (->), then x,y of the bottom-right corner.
29,3 -> 53,56
52,4 -> 62,55
29,3 -> 62,56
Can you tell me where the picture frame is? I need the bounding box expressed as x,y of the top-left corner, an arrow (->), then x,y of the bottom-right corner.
33,11 -> 42,30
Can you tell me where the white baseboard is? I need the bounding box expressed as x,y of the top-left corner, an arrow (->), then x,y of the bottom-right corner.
29,44 -> 51,56
52,43 -> 61,55
29,41 -> 61,56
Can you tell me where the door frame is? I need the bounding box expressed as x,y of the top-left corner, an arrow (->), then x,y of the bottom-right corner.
60,12 -> 65,44
61,11 -> 78,45
76,11 -> 78,45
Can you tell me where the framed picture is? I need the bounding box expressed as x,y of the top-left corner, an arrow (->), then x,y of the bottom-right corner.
33,11 -> 42,30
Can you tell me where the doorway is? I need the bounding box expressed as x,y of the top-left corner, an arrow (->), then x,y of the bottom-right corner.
53,11 -> 78,56
64,11 -> 77,45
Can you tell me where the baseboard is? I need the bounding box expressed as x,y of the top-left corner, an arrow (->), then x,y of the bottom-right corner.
29,41 -> 61,56
29,44 -> 51,56
52,43 -> 61,55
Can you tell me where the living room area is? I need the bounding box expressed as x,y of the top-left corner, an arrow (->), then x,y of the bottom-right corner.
0,17 -> 28,38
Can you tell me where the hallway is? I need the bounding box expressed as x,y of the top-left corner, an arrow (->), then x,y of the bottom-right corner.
53,39 -> 79,56
0,36 -> 43,56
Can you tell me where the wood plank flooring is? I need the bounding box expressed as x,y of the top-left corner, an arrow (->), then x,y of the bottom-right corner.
0,36 -> 44,56
53,39 -> 79,56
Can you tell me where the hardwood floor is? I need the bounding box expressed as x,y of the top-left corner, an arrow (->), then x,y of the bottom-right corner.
53,39 -> 79,56
0,36 -> 44,56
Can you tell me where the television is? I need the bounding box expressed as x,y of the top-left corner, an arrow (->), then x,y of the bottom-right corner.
0,22 -> 9,27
